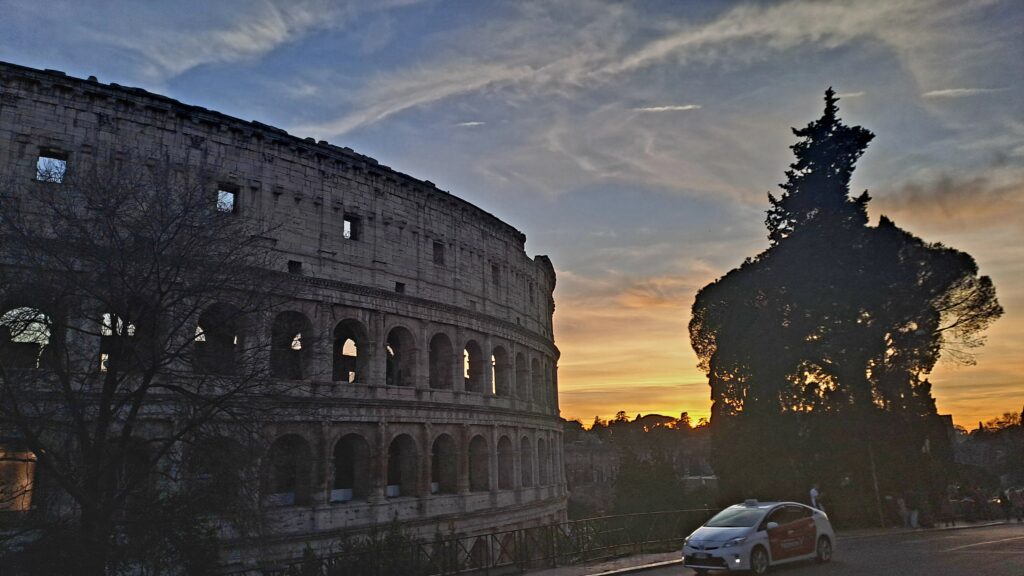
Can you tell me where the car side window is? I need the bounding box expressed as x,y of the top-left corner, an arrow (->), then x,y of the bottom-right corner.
764,507 -> 787,528
791,505 -> 813,519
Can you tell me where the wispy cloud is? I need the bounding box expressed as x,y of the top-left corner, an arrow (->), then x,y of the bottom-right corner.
633,104 -> 702,112
921,87 -> 1005,98
837,91 -> 865,99
455,121 -> 486,127
5,0 -> 426,82
875,170 -> 1024,232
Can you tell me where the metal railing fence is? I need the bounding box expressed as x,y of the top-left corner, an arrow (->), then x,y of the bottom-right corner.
260,508 -> 717,576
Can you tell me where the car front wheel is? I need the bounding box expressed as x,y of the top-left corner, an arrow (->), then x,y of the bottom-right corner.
750,546 -> 770,574
816,536 -> 833,563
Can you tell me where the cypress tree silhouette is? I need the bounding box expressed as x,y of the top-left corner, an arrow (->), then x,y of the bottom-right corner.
689,89 -> 1002,514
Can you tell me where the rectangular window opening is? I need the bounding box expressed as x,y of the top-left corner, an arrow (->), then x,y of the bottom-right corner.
492,264 -> 501,287
287,260 -> 303,275
216,187 -> 238,213
394,282 -> 405,294
36,150 -> 67,183
433,241 -> 445,265
343,214 -> 361,240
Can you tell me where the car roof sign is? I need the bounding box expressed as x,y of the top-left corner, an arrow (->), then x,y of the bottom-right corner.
743,499 -> 759,507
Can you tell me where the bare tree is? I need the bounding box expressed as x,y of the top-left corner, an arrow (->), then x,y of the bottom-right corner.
0,151 -> 287,575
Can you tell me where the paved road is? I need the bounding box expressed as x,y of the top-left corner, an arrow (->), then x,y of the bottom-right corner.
638,523 -> 1024,576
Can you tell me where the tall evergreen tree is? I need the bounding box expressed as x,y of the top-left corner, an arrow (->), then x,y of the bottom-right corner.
689,90 -> 1003,513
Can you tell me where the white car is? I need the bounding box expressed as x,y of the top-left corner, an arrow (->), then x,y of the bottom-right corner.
681,500 -> 835,574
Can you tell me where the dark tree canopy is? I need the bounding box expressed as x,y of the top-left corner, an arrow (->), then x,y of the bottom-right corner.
0,151 -> 284,575
689,89 -> 1002,515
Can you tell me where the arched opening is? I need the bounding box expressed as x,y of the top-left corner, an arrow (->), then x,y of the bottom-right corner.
431,434 -> 457,494
515,352 -> 528,400
263,434 -> 312,506
0,307 -> 51,369
98,312 -> 139,373
463,339 -> 485,393
468,435 -> 489,492
385,326 -> 416,387
537,438 -> 550,486
332,434 -> 371,502
429,333 -> 454,390
386,434 -> 419,497
115,439 -> 154,517
185,437 -> 246,509
270,311 -> 313,380
0,442 -> 36,512
520,436 -> 534,488
333,320 -> 368,383
194,303 -> 243,375
492,346 -> 511,397
497,436 -> 514,490
531,358 -> 544,408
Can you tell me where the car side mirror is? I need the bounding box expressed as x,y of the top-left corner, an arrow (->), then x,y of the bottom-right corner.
766,521 -> 779,530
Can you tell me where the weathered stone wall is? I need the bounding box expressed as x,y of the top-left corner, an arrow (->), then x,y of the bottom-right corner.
0,61 -> 565,566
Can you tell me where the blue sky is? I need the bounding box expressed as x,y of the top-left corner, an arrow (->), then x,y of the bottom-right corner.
2,0 -> 1021,426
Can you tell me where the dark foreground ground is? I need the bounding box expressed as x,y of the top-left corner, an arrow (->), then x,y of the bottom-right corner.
639,522 -> 1024,576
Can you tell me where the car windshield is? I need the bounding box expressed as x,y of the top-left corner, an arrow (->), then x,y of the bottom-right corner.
704,507 -> 765,528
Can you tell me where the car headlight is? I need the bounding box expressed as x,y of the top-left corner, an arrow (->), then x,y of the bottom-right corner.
722,536 -> 747,548
683,535 -> 692,547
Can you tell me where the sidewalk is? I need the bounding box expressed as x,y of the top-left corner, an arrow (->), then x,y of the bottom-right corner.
525,520 -> 1015,576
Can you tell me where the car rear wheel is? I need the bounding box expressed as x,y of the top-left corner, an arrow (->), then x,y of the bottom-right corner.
816,536 -> 833,563
750,546 -> 770,574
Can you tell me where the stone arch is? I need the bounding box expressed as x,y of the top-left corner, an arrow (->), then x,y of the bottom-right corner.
429,332 -> 454,390
97,311 -> 141,373
185,437 -> 247,507
263,434 -> 313,506
515,352 -> 528,400
270,311 -> 313,380
386,433 -> 419,497
491,345 -> 511,397
463,339 -> 486,393
468,435 -> 490,492
531,357 -> 544,408
385,325 -> 417,387
194,302 -> 244,375
497,436 -> 514,490
333,319 -> 368,383
520,435 -> 534,488
332,433 -> 371,502
537,437 -> 550,486
114,437 -> 156,516
431,433 -> 458,494
0,306 -> 52,370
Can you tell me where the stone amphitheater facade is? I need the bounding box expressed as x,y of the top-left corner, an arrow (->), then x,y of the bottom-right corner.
0,61 -> 566,564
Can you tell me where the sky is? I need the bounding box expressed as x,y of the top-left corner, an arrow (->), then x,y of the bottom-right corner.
2,0 -> 1020,429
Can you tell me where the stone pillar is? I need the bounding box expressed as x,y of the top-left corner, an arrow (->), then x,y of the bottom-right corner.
312,420 -> 330,508
489,426 -> 499,495
421,422 -> 433,498
370,420 -> 387,502
457,424 -> 470,495
310,306 -> 332,382
370,312 -> 385,386
415,323 -> 429,389
454,327 -> 465,392
483,335 -> 494,395
513,426 -> 523,504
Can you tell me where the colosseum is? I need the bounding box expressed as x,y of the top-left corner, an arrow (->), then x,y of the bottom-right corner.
0,61 -> 565,567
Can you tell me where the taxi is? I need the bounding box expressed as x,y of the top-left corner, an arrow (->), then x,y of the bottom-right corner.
681,500 -> 834,574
